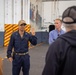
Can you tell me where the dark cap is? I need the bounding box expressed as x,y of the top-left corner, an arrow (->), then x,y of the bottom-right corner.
18,20 -> 27,26
62,6 -> 76,24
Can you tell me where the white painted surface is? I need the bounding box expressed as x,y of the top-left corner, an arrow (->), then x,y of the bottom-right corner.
0,0 -> 30,32
42,1 -> 76,28
23,0 -> 30,24
13,0 -> 21,24
5,0 -> 21,24
0,0 -> 76,32
0,0 -> 4,31
5,0 -> 12,24
59,1 -> 76,18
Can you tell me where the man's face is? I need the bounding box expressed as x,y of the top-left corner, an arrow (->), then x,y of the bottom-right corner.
19,23 -> 26,31
54,20 -> 62,30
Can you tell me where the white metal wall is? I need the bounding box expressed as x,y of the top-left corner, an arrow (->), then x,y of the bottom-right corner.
0,0 -> 5,31
0,0 -> 30,32
5,0 -> 13,24
42,1 -> 76,28
23,0 -> 30,24
13,0 -> 21,24
5,0 -> 30,24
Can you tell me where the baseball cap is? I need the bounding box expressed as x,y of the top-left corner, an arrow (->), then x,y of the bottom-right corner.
18,20 -> 27,26
62,6 -> 76,24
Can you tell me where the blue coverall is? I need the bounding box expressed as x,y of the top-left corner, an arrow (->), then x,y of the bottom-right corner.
7,31 -> 37,75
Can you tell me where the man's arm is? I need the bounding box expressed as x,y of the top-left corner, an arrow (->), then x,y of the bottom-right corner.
7,34 -> 14,58
49,32 -> 54,44
29,35 -> 37,45
29,28 -> 37,45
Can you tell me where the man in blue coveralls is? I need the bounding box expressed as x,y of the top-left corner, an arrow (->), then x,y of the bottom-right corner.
7,20 -> 37,75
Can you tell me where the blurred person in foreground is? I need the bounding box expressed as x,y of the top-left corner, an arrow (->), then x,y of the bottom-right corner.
42,6 -> 76,75
7,20 -> 37,75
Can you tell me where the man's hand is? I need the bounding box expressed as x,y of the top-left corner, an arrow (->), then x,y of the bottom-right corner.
31,28 -> 35,36
8,57 -> 13,62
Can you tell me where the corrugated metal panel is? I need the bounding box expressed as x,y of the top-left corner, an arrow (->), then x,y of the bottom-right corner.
5,0 -> 13,24
4,0 -> 30,24
23,0 -> 30,24
0,0 -> 4,32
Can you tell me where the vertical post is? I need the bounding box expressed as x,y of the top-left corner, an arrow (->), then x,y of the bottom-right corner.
27,0 -> 30,23
4,0 -> 5,24
12,0 -> 14,24
53,0 -> 56,19
23,0 -> 30,24
21,0 -> 23,20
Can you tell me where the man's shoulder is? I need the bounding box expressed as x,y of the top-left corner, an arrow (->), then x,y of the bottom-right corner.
11,31 -> 18,36
61,29 -> 65,32
12,31 -> 30,36
24,32 -> 30,36
49,30 -> 56,34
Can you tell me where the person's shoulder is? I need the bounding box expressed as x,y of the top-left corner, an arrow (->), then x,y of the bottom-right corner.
25,32 -> 29,35
24,32 -> 31,36
61,29 -> 66,33
13,31 -> 17,34
48,38 -> 65,53
11,31 -> 18,36
49,30 -> 55,33
51,35 -> 66,47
